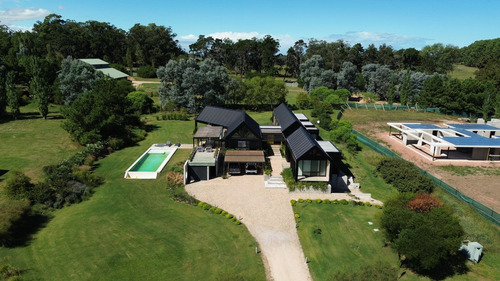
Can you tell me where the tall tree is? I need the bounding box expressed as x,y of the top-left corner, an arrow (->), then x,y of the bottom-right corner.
28,57 -> 50,119
337,61 -> 359,93
189,35 -> 215,59
243,76 -> 287,110
400,71 -> 411,105
6,71 -> 20,119
128,23 -> 183,67
58,56 -> 103,105
0,65 -> 7,116
157,58 -> 233,113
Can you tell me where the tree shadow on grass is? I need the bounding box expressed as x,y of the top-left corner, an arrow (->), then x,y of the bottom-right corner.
5,213 -> 52,248
403,253 -> 469,280
0,169 -> 8,182
145,123 -> 160,133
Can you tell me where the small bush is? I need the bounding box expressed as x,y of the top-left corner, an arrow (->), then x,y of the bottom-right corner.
294,213 -> 300,219
298,198 -> 304,203
221,210 -> 228,216
375,205 -> 383,209
225,214 -> 233,219
332,199 -> 339,204
315,199 -> 322,204
209,207 -> 216,213
290,199 -> 297,206
198,202 -> 205,207
203,203 -> 211,210
365,202 -> 372,207
340,199 -> 348,205
323,199 -> 331,204
306,199 -> 312,203
215,208 -> 222,214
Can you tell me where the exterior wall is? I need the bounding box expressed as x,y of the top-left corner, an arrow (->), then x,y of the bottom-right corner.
472,148 -> 489,160
187,165 -> 216,182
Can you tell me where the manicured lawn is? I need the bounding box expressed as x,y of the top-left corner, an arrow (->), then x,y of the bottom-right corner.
0,115 -> 266,281
286,86 -> 306,105
448,64 -> 478,80
294,203 -> 401,280
247,111 -> 273,125
0,104 -> 81,180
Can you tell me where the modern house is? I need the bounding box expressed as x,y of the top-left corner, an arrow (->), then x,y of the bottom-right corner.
388,122 -> 500,161
195,106 -> 262,150
185,104 -> 343,185
273,103 -> 341,183
79,58 -> 129,79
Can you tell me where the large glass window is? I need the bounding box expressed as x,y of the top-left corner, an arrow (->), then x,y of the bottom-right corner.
298,160 -> 327,177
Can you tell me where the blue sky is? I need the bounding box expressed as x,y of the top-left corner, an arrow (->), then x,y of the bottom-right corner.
1,0 -> 499,53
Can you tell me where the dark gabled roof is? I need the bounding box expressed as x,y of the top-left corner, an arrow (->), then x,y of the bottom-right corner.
287,126 -> 331,161
273,103 -> 303,136
196,106 -> 261,138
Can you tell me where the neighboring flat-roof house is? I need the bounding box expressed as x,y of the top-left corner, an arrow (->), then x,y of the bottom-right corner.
79,58 -> 129,79
388,122 -> 500,161
195,106 -> 262,150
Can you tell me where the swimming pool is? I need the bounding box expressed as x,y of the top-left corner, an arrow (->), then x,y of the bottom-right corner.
124,144 -> 178,179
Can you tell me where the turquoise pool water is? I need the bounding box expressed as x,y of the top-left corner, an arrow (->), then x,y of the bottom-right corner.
130,152 -> 169,172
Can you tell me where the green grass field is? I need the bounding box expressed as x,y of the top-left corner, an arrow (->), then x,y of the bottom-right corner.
0,109 -> 266,281
449,64 -> 478,80
0,104 -> 81,181
294,203 -> 403,280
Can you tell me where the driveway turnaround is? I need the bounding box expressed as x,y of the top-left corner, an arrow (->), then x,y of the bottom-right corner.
186,175 -> 312,281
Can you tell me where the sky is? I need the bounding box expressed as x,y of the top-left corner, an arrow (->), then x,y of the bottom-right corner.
1,0 -> 500,53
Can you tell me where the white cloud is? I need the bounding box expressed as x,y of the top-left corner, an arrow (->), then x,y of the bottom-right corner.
6,24 -> 32,31
327,31 -> 430,49
58,5 -> 65,10
0,7 -> 51,24
179,34 -> 197,41
207,31 -> 260,41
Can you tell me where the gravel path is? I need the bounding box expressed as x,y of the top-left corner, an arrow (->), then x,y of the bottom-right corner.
186,176 -> 381,281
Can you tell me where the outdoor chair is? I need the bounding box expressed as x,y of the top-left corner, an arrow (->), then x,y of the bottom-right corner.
166,140 -> 172,147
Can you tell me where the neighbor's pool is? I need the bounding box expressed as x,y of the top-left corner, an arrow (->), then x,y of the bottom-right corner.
130,152 -> 170,172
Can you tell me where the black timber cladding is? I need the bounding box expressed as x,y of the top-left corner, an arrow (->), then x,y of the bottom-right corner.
273,103 -> 303,137
196,106 -> 261,138
287,126 -> 332,161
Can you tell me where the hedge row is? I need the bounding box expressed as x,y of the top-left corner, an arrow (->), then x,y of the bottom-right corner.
281,168 -> 328,192
376,158 -> 435,193
197,202 -> 242,225
291,198 -> 382,209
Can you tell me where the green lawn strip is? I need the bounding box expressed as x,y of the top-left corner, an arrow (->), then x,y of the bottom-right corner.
343,145 -> 398,202
448,64 -> 478,80
0,105 -> 81,181
286,86 -> 305,105
0,118 -> 265,280
247,111 -> 273,125
436,165 -> 500,177
342,108 -> 456,129
294,203 -> 401,280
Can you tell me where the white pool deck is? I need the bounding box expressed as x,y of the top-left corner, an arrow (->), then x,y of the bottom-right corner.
124,144 -> 178,179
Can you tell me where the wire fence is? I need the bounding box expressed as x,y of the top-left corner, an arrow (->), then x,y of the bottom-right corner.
352,129 -> 500,226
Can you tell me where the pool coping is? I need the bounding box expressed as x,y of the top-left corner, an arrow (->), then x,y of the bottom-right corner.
124,144 -> 178,179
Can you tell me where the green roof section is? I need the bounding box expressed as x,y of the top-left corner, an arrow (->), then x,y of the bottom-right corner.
79,58 -> 129,79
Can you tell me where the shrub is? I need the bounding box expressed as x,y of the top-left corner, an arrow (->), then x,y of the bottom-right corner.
221,210 -> 228,216
323,199 -> 331,204
4,170 -> 34,200
365,202 -> 372,207
408,193 -> 442,213
234,220 -> 242,225
306,199 -> 312,203
225,214 -> 233,219
375,205 -> 383,209
198,202 -> 205,207
136,65 -> 157,78
127,91 -> 154,114
203,203 -> 211,210
332,199 -> 339,204
215,208 -> 222,214
376,158 -> 435,193
290,199 -> 297,206
315,199 -> 322,204
166,171 -> 184,186
339,199 -> 348,205
298,198 -> 304,203
294,213 -> 300,219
